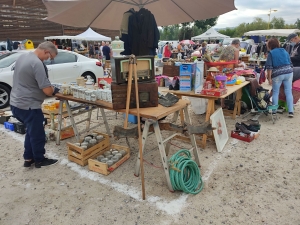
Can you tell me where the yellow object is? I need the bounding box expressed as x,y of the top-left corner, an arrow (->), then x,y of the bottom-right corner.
236,80 -> 242,85
24,39 -> 34,49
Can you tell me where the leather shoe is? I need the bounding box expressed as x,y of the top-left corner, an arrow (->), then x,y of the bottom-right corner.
235,122 -> 251,134
241,122 -> 259,132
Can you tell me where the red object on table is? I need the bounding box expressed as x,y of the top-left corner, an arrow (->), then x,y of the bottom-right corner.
98,78 -> 112,88
201,88 -> 227,97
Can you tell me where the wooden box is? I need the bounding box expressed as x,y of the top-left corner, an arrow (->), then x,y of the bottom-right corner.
88,144 -> 130,175
67,132 -> 110,166
163,65 -> 180,77
111,55 -> 155,84
111,81 -> 158,110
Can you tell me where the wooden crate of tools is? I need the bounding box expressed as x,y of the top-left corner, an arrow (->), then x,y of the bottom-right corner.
88,144 -> 130,175
67,131 -> 110,166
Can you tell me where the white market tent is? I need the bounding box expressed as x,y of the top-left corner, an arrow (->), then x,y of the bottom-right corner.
244,29 -> 300,37
75,28 -> 111,41
44,35 -> 75,40
191,27 -> 229,40
44,28 -> 111,41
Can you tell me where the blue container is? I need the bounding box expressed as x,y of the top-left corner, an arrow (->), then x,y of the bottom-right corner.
123,113 -> 138,124
180,64 -> 193,75
4,121 -> 14,131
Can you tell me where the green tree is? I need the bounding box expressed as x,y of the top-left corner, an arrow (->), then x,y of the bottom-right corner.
180,22 -> 192,40
295,18 -> 300,29
270,17 -> 285,29
194,17 -> 219,30
218,27 -> 236,37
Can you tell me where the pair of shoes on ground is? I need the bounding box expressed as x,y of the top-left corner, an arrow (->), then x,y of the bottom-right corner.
235,122 -> 259,134
24,158 -> 58,168
271,111 -> 294,118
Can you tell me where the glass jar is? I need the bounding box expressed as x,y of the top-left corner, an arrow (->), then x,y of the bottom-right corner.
72,87 -> 78,98
80,88 -> 86,99
91,94 -> 97,102
85,81 -> 94,90
106,90 -> 112,103
215,75 -> 227,89
61,84 -> 70,95
85,90 -> 93,101
101,89 -> 107,101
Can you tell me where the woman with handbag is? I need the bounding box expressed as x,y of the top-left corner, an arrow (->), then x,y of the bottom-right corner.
265,38 -> 294,117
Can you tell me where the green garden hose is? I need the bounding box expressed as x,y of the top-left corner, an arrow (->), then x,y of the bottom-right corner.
169,149 -> 204,194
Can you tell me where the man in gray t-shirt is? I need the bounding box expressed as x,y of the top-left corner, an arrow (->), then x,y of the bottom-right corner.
10,41 -> 60,168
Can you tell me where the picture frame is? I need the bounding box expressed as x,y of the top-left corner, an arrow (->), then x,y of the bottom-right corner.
210,108 -> 228,152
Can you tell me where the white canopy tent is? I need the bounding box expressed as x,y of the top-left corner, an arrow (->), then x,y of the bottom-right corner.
44,28 -> 111,41
191,27 -> 229,40
75,28 -> 111,41
44,35 -> 75,40
244,29 -> 300,37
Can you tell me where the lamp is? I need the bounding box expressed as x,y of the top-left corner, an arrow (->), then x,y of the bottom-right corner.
268,8 -> 278,29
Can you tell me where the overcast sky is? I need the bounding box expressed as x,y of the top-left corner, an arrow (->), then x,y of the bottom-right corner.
215,0 -> 300,28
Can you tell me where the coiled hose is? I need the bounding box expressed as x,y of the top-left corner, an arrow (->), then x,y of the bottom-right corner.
169,149 -> 204,194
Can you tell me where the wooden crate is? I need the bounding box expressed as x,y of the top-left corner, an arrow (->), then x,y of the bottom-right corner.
163,65 -> 180,77
67,132 -> 110,166
88,144 -> 130,175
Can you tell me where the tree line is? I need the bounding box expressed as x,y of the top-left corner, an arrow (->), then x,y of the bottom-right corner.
159,17 -> 300,40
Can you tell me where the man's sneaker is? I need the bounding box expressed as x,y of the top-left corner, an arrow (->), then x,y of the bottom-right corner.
288,112 -> 294,118
35,158 -> 58,168
24,159 -> 35,167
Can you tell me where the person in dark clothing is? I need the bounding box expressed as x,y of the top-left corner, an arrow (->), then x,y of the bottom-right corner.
102,42 -> 111,60
287,33 -> 300,67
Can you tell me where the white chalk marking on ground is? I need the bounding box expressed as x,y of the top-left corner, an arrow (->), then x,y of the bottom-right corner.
1,126 -> 188,215
202,138 -> 239,181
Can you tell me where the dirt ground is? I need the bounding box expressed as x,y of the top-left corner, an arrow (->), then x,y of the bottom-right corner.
0,92 -> 300,225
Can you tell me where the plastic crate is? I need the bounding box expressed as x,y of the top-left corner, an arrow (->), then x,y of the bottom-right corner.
13,122 -> 26,134
123,113 -> 138,124
4,122 -> 14,131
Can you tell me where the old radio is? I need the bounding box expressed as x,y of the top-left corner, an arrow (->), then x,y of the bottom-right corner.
111,81 -> 158,110
111,55 -> 155,84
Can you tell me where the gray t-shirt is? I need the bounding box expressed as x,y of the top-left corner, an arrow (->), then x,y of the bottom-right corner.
10,52 -> 52,110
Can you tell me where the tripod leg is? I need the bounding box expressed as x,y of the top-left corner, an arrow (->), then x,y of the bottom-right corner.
133,60 -> 146,200
124,59 -> 133,129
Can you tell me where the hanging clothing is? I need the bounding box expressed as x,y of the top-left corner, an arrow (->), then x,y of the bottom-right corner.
120,9 -> 135,55
126,8 -> 160,56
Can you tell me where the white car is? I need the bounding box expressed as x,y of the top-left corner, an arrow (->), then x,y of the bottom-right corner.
0,49 -> 104,109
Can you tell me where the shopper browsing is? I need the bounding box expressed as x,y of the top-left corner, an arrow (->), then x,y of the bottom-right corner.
10,41 -> 60,168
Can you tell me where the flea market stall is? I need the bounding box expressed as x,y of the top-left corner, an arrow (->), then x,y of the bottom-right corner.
36,0 -> 239,199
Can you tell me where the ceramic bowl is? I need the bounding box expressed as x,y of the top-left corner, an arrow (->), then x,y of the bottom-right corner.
81,146 -> 87,150
74,143 -> 81,147
112,150 -> 119,155
101,158 -> 108,163
104,151 -> 111,156
97,155 -> 104,161
84,136 -> 92,142
119,150 -> 126,156
107,155 -> 113,159
80,142 -> 89,147
111,156 -> 119,163
107,160 -> 114,167
115,153 -> 123,159
96,135 -> 104,140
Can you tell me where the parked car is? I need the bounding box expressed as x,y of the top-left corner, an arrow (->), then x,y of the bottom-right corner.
0,49 -> 104,109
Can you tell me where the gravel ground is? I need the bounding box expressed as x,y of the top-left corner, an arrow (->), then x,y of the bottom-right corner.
0,93 -> 300,225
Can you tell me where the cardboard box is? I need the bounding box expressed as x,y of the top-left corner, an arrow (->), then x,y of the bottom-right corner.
67,132 -> 110,166
201,88 -> 227,97
88,144 -> 130,175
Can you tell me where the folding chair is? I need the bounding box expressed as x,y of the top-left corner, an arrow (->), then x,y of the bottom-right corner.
243,78 -> 278,124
